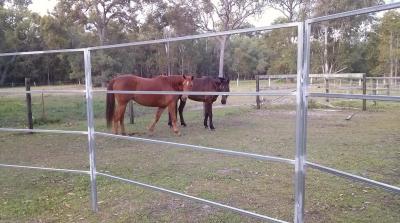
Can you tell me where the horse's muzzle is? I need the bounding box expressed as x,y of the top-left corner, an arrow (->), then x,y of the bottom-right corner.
221,95 -> 228,105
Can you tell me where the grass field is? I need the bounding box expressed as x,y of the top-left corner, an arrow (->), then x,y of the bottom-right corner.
0,81 -> 399,222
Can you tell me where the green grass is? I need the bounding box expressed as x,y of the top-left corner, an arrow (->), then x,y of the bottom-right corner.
0,83 -> 399,222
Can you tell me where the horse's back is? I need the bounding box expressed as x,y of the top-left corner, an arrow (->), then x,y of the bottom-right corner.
110,74 -> 180,107
189,76 -> 219,102
111,75 -> 165,91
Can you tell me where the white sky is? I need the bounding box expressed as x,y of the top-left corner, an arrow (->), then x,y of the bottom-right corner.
28,0 -> 57,16
28,0 -> 399,27
28,0 -> 282,27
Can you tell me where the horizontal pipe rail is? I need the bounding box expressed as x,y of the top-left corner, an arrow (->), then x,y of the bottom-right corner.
95,90 -> 296,97
366,77 -> 400,80
309,93 -> 400,102
306,162 -> 400,194
258,74 -> 365,79
306,2 -> 400,23
0,128 -> 87,135
0,163 -> 89,175
97,172 -> 288,223
0,89 -> 296,97
0,48 -> 85,57
0,89 -> 86,94
0,23 -> 298,57
96,132 -> 295,165
89,23 -> 298,51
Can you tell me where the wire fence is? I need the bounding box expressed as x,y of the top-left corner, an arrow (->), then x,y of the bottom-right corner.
1,2 -> 400,223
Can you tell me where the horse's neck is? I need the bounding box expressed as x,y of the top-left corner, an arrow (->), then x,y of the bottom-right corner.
164,75 -> 182,89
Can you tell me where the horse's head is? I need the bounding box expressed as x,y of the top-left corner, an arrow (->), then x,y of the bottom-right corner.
181,75 -> 194,100
217,77 -> 230,105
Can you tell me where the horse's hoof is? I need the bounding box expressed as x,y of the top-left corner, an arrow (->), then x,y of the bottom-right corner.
181,123 -> 187,127
174,131 -> 181,136
121,132 -> 127,136
204,125 -> 208,129
210,127 -> 215,131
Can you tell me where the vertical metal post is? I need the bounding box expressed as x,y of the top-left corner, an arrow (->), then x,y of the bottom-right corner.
256,75 -> 260,109
84,49 -> 98,212
294,22 -> 309,223
373,78 -> 377,106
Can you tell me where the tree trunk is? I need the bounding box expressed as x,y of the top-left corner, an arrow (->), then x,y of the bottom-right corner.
218,35 -> 228,78
324,26 -> 329,74
395,35 -> 398,84
323,26 -> 329,102
390,31 -> 393,84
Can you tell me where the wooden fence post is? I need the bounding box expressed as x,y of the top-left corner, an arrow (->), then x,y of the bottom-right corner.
386,83 -> 390,96
362,74 -> 366,111
325,77 -> 330,102
25,78 -> 33,132
373,79 -> 377,106
256,75 -> 260,109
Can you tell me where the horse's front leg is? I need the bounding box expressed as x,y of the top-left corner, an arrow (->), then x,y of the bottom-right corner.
178,97 -> 187,127
208,103 -> 215,130
203,102 -> 209,128
149,107 -> 165,134
168,102 -> 180,135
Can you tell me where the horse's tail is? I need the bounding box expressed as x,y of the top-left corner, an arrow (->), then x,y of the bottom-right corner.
106,79 -> 115,129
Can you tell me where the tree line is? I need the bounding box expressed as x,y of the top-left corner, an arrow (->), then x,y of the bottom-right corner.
0,0 -> 399,86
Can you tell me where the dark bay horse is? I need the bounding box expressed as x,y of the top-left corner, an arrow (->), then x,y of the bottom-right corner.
168,76 -> 230,130
106,74 -> 193,135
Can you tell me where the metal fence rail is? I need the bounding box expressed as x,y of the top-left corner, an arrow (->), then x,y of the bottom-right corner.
96,132 -> 295,164
1,2 -> 400,223
97,172 -> 289,223
0,163 -> 89,175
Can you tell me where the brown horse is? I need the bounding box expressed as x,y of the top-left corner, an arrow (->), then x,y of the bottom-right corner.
106,74 -> 193,135
168,76 -> 230,130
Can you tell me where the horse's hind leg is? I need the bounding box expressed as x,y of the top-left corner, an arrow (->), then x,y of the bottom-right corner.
114,101 -> 128,135
149,107 -> 165,133
203,102 -> 209,128
208,103 -> 215,130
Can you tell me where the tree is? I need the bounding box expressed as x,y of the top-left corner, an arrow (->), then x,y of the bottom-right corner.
0,0 -> 44,85
182,0 -> 268,78
56,0 -> 141,45
266,0 -> 305,22
374,11 -> 400,81
310,0 -> 383,74
53,0 -> 143,85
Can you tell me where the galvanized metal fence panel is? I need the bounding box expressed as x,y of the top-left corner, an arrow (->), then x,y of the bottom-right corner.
1,3 -> 400,223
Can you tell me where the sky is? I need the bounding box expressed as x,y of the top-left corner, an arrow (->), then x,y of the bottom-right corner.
28,0 -> 282,27
28,0 -> 399,27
